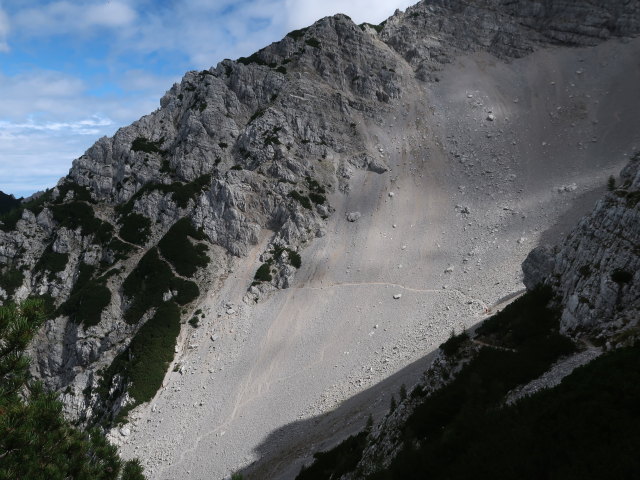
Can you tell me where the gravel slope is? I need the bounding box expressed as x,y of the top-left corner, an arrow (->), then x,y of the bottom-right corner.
117,37 -> 640,480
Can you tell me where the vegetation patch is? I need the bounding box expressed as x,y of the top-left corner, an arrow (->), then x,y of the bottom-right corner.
115,175 -> 211,216
122,248 -> 199,324
131,136 -> 164,154
254,263 -> 273,282
58,263 -> 111,328
289,191 -> 312,210
0,191 -> 52,232
50,201 -> 103,236
0,267 -> 24,297
158,218 -> 209,277
0,300 -> 145,480
34,247 -> 69,281
440,329 -> 470,357
55,182 -> 93,203
286,27 -> 309,40
107,238 -> 135,262
118,213 -> 152,246
305,38 -> 321,48
96,301 -> 181,426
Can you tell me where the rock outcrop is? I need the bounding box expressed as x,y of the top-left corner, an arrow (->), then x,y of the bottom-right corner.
523,153 -> 640,339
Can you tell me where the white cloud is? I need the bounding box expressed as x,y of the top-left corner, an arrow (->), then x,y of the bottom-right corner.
14,1 -> 136,36
0,7 -> 10,52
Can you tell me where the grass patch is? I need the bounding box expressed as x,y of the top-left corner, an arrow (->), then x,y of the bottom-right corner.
58,263 -> 111,327
116,175 -> 212,216
122,248 -> 199,324
34,247 -> 69,281
131,136 -> 163,154
254,263 -> 272,282
0,268 -> 24,298
50,202 -> 103,236
118,213 -> 152,246
56,182 -> 93,203
286,27 -> 309,40
158,218 -> 209,277
97,301 -> 181,424
305,38 -> 321,48
289,191 -> 312,210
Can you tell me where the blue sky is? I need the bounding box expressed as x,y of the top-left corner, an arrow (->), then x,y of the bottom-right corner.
0,0 -> 415,197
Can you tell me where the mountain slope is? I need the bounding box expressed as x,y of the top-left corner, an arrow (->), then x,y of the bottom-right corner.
290,155 -> 640,480
0,0 -> 638,479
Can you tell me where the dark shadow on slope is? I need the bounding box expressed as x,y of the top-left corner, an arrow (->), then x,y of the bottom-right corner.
537,185 -> 606,246
236,346 -> 440,480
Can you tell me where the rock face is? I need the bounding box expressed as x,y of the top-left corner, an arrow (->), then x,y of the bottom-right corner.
523,154 -> 640,337
0,0 -> 638,426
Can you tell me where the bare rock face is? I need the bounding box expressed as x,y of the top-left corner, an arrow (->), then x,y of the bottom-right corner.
523,154 -> 640,337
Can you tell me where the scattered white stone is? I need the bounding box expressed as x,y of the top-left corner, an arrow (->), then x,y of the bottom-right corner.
486,113 -> 495,121
211,334 -> 219,342
346,211 -> 361,222
152,404 -> 157,413
557,183 -> 578,193
444,266 -> 454,274
174,345 -> 180,353
388,192 -> 395,198
226,308 -> 235,315
393,294 -> 402,300
517,237 -> 527,244
120,426 -> 131,437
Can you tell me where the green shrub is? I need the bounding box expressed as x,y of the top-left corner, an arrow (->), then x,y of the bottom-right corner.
119,213 -> 152,246
276,66 -> 287,75
98,301 -> 181,424
309,192 -> 326,204
158,218 -> 209,277
122,248 -> 199,324
305,38 -> 321,48
289,191 -> 312,210
0,300 -> 141,479
286,27 -> 309,40
288,250 -> 301,269
0,190 -> 52,232
55,182 -> 93,203
131,136 -> 163,154
0,268 -> 24,297
608,175 -> 616,191
34,247 -> 69,281
230,165 -> 243,171
254,263 -> 272,282
189,316 -> 200,328
58,263 -> 111,327
107,238 -> 135,261
50,202 -> 102,236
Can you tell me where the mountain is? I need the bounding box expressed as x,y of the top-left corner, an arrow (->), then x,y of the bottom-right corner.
0,0 -> 639,478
